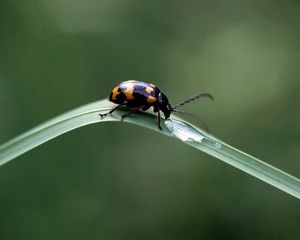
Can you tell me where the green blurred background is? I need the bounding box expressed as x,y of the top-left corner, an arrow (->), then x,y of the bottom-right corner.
1,0 -> 300,239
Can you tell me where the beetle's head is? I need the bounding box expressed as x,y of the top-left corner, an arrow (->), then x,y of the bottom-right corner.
158,92 -> 172,119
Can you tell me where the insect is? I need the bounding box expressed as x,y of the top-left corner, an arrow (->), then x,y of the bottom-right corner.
100,80 -> 213,130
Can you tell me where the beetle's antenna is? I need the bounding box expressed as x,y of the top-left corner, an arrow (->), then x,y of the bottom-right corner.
171,93 -> 213,110
172,109 -> 210,132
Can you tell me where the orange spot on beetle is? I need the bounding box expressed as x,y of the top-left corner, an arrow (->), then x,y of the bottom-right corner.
147,96 -> 157,103
124,83 -> 134,100
111,87 -> 119,101
146,86 -> 153,94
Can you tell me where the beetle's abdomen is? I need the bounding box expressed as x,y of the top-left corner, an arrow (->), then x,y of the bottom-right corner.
109,80 -> 159,107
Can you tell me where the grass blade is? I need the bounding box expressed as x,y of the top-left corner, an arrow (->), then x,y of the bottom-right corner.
0,99 -> 300,199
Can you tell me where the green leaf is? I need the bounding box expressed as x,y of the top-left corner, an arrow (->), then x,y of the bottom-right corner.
0,99 -> 300,199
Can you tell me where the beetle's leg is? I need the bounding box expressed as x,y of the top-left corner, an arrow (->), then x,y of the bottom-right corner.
157,110 -> 162,130
120,108 -> 141,122
99,104 -> 122,118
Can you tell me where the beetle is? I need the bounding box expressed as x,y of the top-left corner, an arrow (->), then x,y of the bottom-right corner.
100,80 -> 213,130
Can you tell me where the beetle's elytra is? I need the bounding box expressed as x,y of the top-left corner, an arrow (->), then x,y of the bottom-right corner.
100,80 -> 213,130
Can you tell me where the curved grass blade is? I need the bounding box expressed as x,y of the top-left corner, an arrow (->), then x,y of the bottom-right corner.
0,99 -> 300,199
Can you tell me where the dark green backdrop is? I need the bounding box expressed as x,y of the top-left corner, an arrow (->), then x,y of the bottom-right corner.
1,0 -> 300,239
